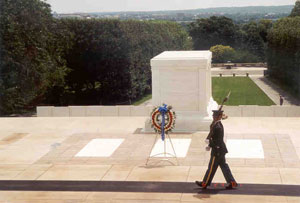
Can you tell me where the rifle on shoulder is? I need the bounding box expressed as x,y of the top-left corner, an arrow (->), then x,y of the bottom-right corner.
205,91 -> 231,147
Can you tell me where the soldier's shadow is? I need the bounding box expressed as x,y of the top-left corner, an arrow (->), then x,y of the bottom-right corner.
193,188 -> 224,200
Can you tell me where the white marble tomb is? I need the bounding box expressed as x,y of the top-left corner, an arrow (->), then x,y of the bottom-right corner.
145,51 -> 218,132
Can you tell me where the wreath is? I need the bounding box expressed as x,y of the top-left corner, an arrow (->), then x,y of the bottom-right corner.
150,104 -> 176,133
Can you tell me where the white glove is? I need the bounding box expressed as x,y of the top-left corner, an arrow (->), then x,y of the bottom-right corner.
205,146 -> 211,151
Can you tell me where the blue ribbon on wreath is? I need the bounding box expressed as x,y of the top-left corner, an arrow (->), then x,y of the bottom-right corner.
158,104 -> 168,141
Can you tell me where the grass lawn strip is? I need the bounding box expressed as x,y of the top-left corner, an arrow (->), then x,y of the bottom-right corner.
212,77 -> 275,106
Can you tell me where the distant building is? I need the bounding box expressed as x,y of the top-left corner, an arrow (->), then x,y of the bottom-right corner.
176,13 -> 185,17
52,13 -> 95,19
57,14 -> 85,19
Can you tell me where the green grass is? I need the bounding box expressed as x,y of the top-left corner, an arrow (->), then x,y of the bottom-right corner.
132,93 -> 152,105
132,77 -> 275,106
212,77 -> 275,106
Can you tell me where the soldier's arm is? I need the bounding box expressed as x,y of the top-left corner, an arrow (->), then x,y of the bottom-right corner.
210,126 -> 222,148
208,139 -> 215,147
208,127 -> 217,147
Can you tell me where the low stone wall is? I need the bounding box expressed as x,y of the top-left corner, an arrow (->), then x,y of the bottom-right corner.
223,105 -> 300,117
212,63 -> 266,67
37,106 -> 154,117
211,70 -> 265,76
211,67 -> 267,76
37,105 -> 300,117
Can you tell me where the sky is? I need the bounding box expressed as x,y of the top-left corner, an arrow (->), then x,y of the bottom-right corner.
45,0 -> 297,13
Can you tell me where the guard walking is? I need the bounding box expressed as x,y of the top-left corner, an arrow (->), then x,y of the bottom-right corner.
195,110 -> 238,189
280,95 -> 284,106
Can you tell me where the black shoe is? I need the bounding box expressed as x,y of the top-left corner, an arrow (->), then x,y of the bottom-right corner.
226,181 -> 238,189
195,181 -> 207,189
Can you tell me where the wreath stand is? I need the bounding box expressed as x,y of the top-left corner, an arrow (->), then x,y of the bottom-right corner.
146,104 -> 179,166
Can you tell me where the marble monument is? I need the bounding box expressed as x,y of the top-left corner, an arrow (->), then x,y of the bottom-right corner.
145,51 -> 218,132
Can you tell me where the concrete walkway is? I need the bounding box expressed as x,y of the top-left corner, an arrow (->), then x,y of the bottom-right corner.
250,76 -> 300,106
0,117 -> 299,202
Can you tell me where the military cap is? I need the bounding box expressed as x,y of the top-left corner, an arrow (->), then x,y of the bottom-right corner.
212,110 -> 224,116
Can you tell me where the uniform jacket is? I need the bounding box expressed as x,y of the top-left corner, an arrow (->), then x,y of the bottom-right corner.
209,121 -> 228,156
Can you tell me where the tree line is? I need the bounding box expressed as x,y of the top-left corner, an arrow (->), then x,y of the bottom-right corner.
267,1 -> 300,97
267,3 -> 300,97
188,16 -> 272,63
0,0 -> 191,115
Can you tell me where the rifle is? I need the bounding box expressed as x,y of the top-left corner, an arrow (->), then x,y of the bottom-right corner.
205,91 -> 231,148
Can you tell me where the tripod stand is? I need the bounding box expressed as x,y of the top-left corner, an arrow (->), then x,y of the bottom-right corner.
146,104 -> 178,165
146,132 -> 179,165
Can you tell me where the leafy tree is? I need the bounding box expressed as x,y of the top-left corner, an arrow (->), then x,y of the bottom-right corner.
258,19 -> 273,42
210,45 -> 235,63
233,50 -> 260,63
267,17 -> 300,96
0,0 -> 70,115
290,0 -> 300,17
240,21 -> 266,61
188,16 -> 238,50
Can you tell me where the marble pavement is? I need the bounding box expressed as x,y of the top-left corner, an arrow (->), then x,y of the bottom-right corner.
0,116 -> 300,202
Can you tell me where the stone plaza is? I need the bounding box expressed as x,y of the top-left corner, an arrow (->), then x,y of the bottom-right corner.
0,116 -> 300,202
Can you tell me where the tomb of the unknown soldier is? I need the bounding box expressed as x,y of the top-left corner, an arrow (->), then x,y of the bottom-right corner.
145,51 -> 218,132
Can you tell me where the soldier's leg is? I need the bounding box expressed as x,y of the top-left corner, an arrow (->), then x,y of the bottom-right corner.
206,159 -> 219,186
219,155 -> 236,183
202,155 -> 218,187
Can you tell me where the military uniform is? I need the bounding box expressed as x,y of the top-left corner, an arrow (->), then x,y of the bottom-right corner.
196,111 -> 237,189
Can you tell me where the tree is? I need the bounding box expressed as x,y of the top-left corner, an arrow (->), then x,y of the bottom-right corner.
0,0 -> 70,115
240,21 -> 266,61
258,19 -> 273,42
290,0 -> 300,17
210,45 -> 235,63
267,17 -> 300,96
188,16 -> 238,50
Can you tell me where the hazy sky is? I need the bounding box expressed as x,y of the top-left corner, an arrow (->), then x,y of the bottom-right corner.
45,0 -> 297,13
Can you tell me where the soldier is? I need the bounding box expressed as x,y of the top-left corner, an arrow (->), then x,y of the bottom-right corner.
280,95 -> 284,106
195,109 -> 238,189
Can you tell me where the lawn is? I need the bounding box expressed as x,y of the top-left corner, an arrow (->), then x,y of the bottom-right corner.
212,77 -> 275,106
133,77 -> 275,106
132,93 -> 152,105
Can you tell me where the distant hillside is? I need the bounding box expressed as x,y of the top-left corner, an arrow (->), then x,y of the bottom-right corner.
91,5 -> 293,15
57,5 -> 293,24
172,5 -> 293,15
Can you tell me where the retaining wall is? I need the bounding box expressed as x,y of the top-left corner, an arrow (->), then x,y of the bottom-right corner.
211,70 -> 264,76
222,105 -> 300,117
37,106 -> 154,117
37,105 -> 300,117
212,63 -> 266,67
211,68 -> 267,76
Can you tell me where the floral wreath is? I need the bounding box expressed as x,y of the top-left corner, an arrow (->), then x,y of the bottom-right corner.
150,104 -> 176,133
